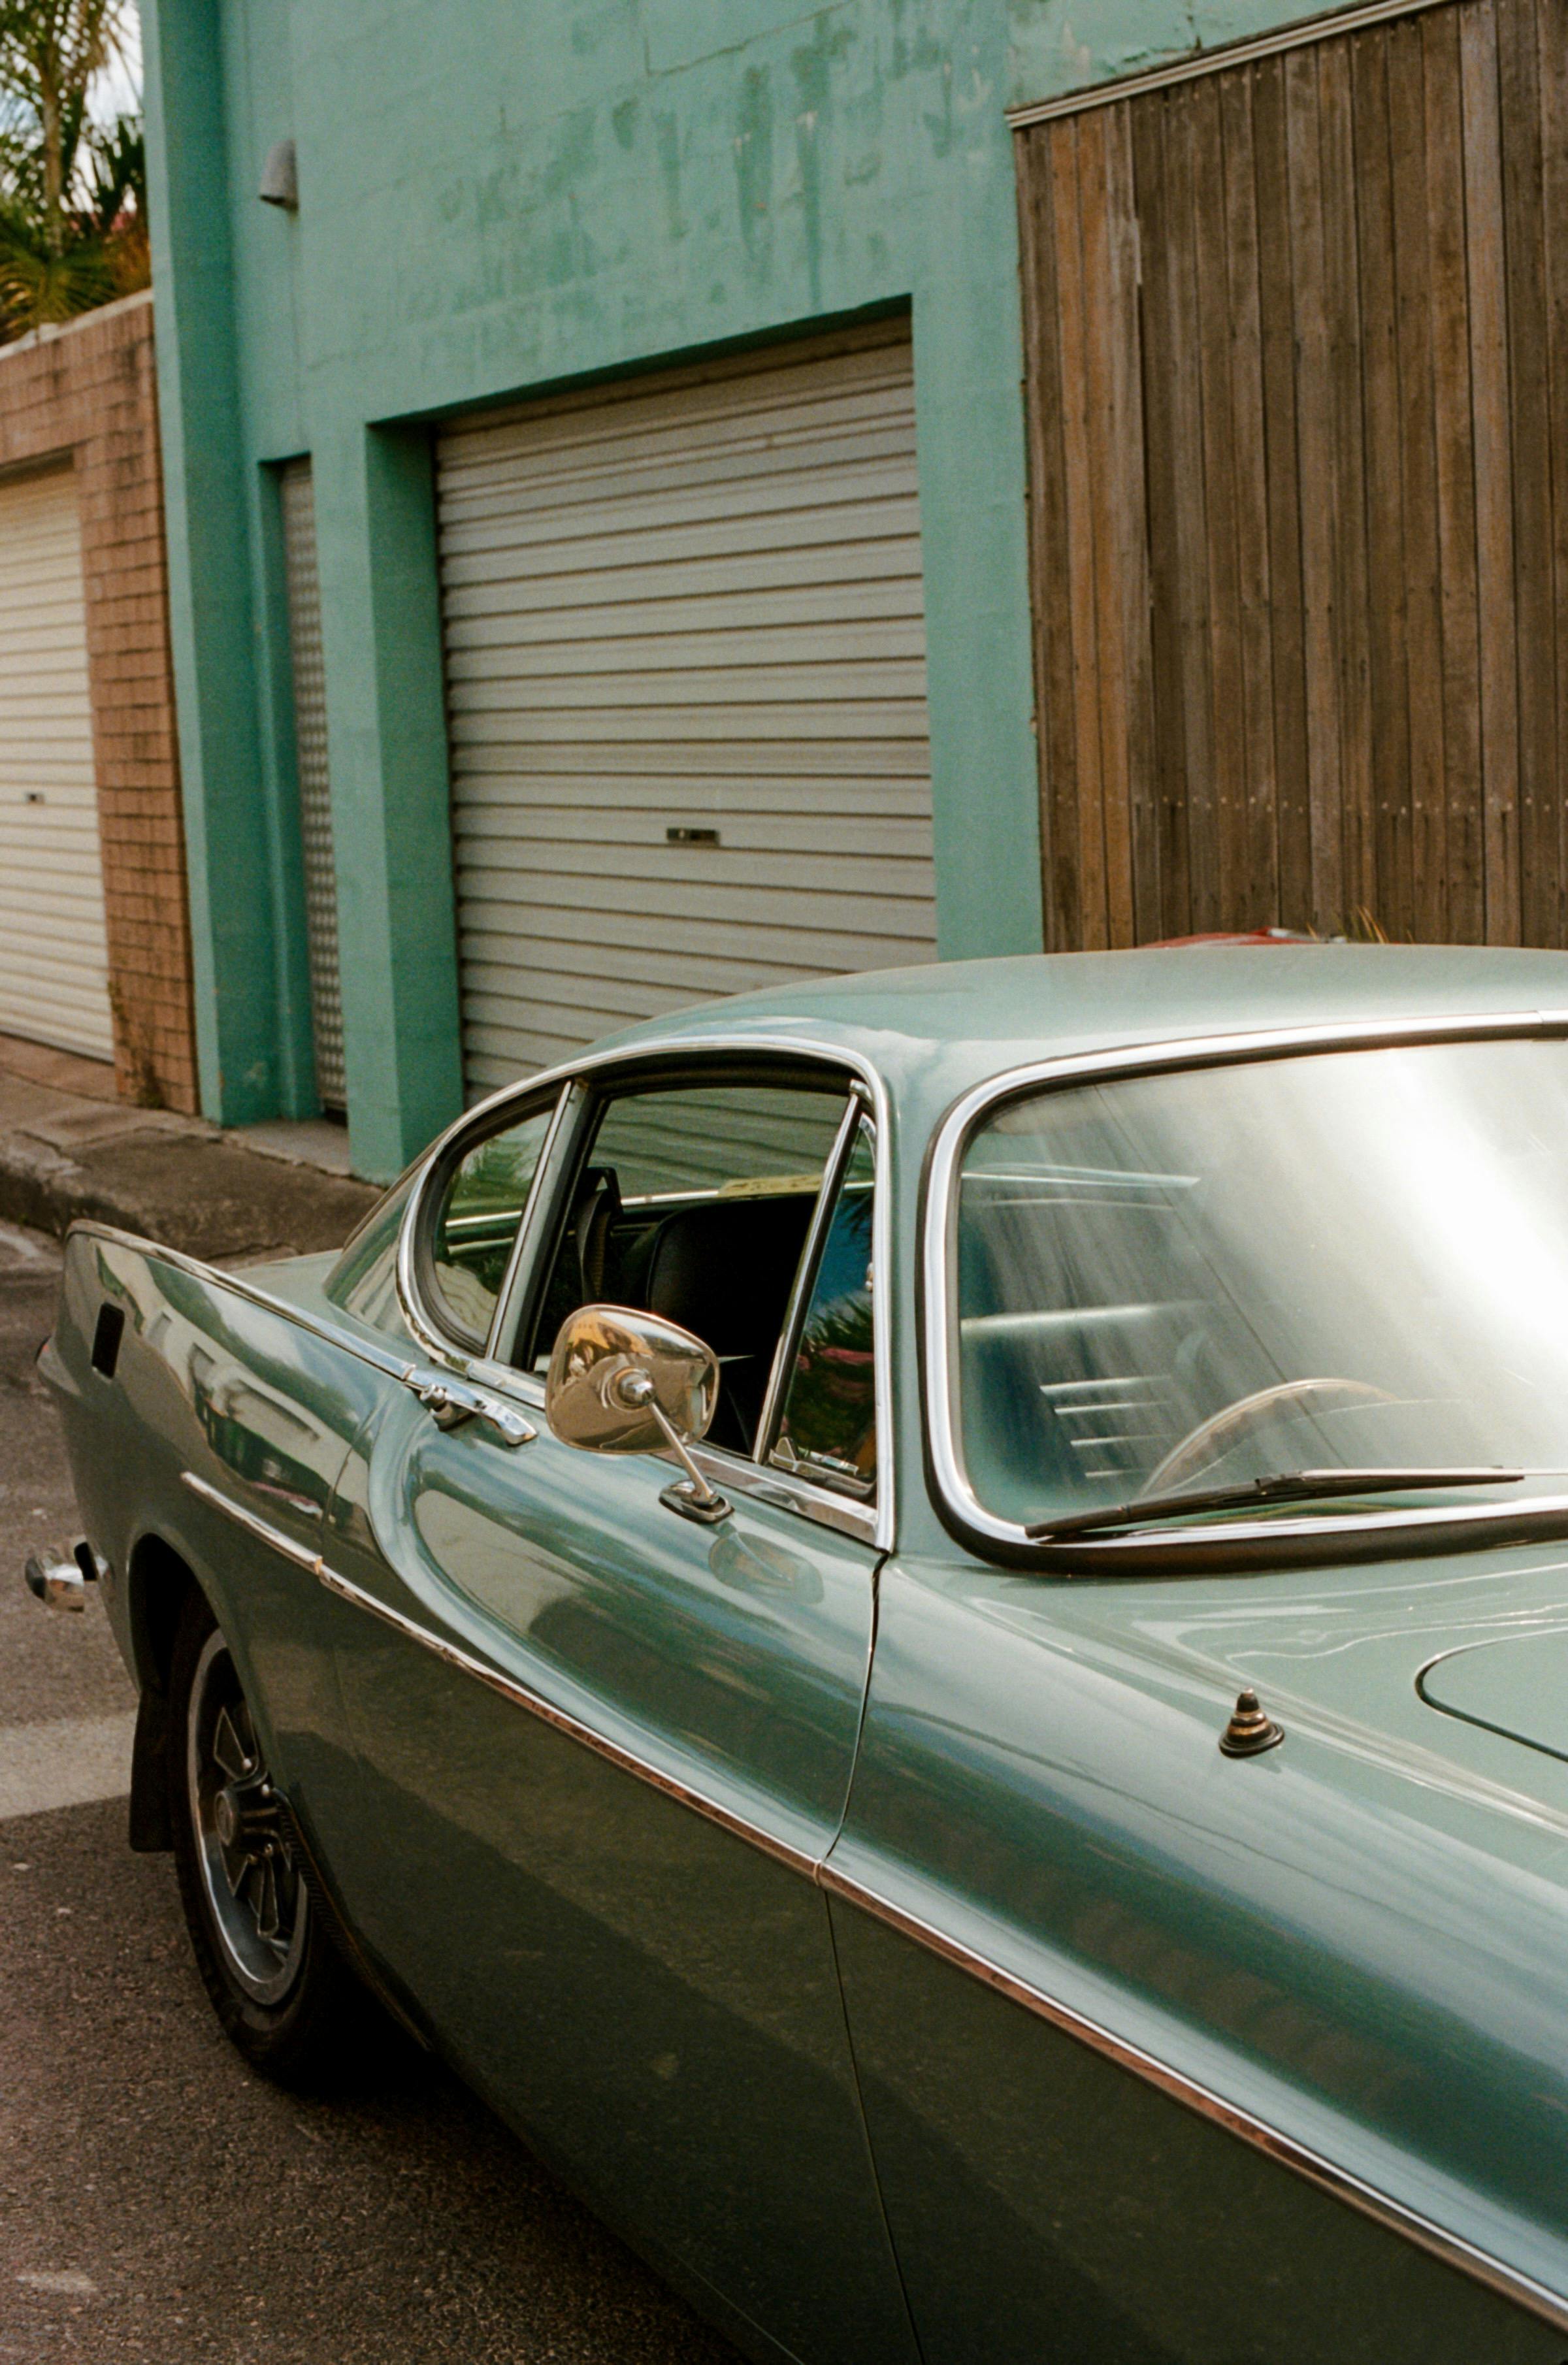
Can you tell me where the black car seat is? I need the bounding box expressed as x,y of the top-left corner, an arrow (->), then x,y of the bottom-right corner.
638,1194 -> 815,1451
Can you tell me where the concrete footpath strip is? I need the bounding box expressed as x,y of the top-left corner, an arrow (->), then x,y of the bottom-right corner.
0,1713 -> 137,1821
0,1068 -> 378,1264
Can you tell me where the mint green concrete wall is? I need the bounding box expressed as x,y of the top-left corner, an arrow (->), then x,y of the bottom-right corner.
147,0 -> 1047,1179
1008,0 -> 1352,106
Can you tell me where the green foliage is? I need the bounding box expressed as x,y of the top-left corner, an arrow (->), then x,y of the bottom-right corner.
0,2 -> 145,342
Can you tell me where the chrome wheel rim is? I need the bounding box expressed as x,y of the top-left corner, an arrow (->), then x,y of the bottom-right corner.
186,1629 -> 307,2006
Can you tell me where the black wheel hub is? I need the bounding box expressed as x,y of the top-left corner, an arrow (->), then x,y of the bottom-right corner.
187,1630 -> 308,2002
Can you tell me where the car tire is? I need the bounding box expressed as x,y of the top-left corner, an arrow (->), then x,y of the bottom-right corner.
167,1584 -> 361,2087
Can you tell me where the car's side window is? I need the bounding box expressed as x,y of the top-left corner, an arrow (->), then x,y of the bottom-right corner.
426,1100 -> 558,1349
323,1166 -> 421,1335
769,1117 -> 877,1501
519,1076 -> 851,1455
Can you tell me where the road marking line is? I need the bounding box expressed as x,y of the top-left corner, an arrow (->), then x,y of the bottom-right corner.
16,2272 -> 99,2298
0,1712 -> 136,1821
0,1220 -> 55,1264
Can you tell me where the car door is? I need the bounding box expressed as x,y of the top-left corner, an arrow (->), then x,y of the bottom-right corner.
319,1054 -> 917,2365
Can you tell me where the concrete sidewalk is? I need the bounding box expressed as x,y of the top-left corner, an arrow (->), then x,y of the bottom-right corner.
0,1037 -> 379,1264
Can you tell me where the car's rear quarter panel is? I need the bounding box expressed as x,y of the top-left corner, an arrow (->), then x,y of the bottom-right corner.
48,1228 -> 389,1821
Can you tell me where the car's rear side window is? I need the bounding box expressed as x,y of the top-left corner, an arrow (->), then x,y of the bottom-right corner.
323,1168 -> 419,1335
427,1102 -> 557,1348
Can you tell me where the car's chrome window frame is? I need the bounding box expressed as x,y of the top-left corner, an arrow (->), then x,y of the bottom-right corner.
923,1009 -> 1568,1568
397,1081 -> 570,1360
757,1096 -> 877,1506
394,1033 -> 896,1554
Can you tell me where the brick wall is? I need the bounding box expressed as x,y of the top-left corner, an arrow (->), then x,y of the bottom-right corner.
0,291 -> 197,1111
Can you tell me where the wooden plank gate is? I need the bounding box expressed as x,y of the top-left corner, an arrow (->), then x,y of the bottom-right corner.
1014,0 -> 1568,949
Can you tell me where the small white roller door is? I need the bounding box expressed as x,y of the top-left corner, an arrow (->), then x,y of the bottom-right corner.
436,324 -> 937,1095
0,462 -> 112,1060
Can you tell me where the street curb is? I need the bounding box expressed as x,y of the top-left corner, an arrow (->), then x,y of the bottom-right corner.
0,1128 -> 380,1264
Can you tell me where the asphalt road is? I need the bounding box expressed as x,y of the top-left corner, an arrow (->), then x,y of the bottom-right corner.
0,1223 -> 738,2365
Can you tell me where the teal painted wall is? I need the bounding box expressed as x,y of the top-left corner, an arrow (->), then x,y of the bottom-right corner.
1008,0 -> 1356,106
147,0 -> 1046,1179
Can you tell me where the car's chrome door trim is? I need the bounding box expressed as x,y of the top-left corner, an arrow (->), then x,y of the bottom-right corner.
182,1471 -> 326,1572
180,1466 -> 1568,2336
922,1010 -> 1568,1566
753,1093 -> 865,1463
182,1470 -> 819,1880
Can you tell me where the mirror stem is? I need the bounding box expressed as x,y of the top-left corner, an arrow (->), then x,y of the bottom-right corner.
645,1397 -> 726,1510
613,1367 -> 730,1522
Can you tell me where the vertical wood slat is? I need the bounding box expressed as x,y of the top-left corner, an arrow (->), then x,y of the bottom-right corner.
1284,46 -> 1348,927
1221,68 -> 1281,931
1049,118 -> 1111,949
1539,0 -> 1568,947
1164,86 -> 1221,929
1015,113 -> 1081,950
1190,74 -> 1251,932
1015,0 -> 1565,951
1388,15 -> 1449,942
1424,1 -> 1485,941
1133,97 -> 1196,938
1495,0 -> 1557,945
1461,0 -> 1522,942
1319,39 -> 1378,926
1103,105 -> 1160,943
1252,55 -> 1313,930
1077,106 -> 1137,947
1351,31 -> 1414,941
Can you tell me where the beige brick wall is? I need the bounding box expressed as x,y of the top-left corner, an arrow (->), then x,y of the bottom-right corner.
0,291 -> 197,1111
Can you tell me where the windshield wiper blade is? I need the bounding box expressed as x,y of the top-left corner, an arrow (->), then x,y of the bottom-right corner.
1024,1467 -> 1524,1542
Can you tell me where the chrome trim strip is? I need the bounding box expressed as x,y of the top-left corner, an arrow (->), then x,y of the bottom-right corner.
681,1442 -> 879,1546
1006,0 -> 1446,128
184,1467 -> 820,1876
395,1031 -> 897,1555
312,1571 -> 819,1878
395,1081 -> 570,1371
753,1094 -> 863,1462
182,1467 -> 1566,2328
482,1082 -> 576,1362
488,1077 -> 590,1369
1415,1642 -> 1568,1768
181,1471 -> 325,1574
815,1861 -> 1568,2335
923,1012 -> 1568,1561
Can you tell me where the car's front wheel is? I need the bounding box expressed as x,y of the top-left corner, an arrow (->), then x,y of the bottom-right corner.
167,1586 -> 358,2085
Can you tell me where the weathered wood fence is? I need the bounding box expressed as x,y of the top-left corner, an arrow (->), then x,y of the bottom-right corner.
1016,0 -> 1568,947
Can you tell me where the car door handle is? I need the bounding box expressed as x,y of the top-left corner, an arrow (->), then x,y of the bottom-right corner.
400,1366 -> 536,1447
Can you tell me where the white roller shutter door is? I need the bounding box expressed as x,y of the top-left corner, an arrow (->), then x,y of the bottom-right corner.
437,325 -> 937,1096
0,462 -> 112,1060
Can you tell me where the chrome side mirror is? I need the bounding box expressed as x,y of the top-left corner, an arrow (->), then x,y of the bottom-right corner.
545,1304 -> 732,1525
24,1540 -> 99,1613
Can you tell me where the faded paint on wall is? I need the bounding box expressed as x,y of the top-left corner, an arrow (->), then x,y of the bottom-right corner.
146,0 -> 1044,1175
1008,0 -> 1371,106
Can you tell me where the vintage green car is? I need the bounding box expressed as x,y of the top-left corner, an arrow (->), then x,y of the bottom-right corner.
33,945 -> 1568,2364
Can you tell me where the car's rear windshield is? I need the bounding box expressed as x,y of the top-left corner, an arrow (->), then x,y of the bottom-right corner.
955,1036 -> 1568,1529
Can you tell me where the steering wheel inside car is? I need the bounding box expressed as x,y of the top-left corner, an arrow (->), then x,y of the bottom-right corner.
1141,1377 -> 1396,1497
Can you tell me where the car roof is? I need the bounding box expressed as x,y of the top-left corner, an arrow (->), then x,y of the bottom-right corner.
585,943 -> 1568,1122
